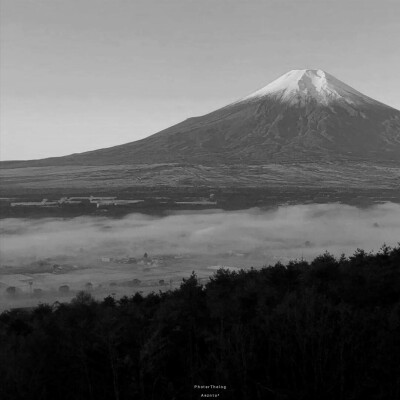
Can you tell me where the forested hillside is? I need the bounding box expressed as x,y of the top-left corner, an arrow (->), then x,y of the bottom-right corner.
1,246 -> 400,400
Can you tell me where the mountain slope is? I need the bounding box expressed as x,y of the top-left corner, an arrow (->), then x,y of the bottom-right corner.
2,69 -> 400,167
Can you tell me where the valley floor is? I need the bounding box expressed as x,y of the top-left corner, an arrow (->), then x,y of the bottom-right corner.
0,161 -> 399,217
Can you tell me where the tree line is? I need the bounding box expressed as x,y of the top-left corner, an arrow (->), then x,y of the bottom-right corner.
1,245 -> 399,400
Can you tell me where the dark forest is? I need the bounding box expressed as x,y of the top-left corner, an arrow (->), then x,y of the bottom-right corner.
1,245 -> 399,400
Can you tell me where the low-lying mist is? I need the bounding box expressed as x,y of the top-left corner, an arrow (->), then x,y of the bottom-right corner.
2,202 -> 400,265
1,201 -> 399,311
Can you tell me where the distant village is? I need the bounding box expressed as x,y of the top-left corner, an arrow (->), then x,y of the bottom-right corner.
0,251 -> 211,302
10,196 -> 143,208
6,194 -> 217,209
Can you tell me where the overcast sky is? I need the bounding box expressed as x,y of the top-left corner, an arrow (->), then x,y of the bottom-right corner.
1,0 -> 399,161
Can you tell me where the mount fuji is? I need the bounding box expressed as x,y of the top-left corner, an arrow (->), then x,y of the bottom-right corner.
2,69 -> 400,168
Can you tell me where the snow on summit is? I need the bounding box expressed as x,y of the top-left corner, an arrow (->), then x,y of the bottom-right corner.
241,69 -> 373,106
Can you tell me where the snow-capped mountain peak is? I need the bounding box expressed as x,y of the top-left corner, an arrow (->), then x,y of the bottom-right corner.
241,69 -> 371,106
5,68 -> 399,169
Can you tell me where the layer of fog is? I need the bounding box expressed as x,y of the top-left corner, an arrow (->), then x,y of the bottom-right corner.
1,202 -> 400,266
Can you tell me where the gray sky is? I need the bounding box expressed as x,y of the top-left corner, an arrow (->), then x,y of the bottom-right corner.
1,0 -> 399,161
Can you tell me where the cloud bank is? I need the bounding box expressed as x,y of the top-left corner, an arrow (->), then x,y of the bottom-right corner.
1,202 -> 399,266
